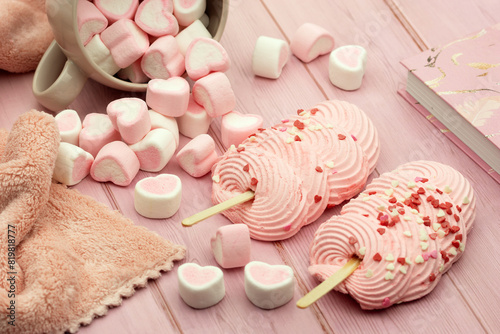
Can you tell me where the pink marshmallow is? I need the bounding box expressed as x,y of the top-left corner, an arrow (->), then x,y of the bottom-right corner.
94,0 -> 139,23
211,224 -> 251,269
55,109 -> 82,146
84,34 -> 121,75
177,95 -> 211,139
135,0 -> 178,37
134,174 -> 182,219
117,58 -> 149,83
185,37 -> 230,81
173,0 -> 206,27
90,141 -> 140,186
176,134 -> 218,177
192,72 -> 235,117
77,0 -> 108,46
53,142 -> 94,186
106,97 -> 151,144
79,113 -> 121,157
221,111 -> 263,148
129,128 -> 176,172
290,23 -> 335,63
146,77 -> 190,117
141,35 -> 185,79
149,110 -> 179,148
101,19 -> 149,68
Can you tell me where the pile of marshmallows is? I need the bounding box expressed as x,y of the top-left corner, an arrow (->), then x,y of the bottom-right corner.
179,224 -> 295,310
79,0 -> 220,82
252,23 -> 368,90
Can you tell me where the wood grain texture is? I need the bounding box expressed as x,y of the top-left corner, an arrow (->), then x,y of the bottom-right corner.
0,0 -> 499,333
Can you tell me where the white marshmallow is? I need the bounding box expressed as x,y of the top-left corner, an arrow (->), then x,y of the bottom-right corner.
149,109 -> 180,148
94,0 -> 139,23
211,224 -> 251,269
176,133 -> 218,177
129,128 -> 176,172
55,109 -> 82,146
176,95 -> 211,139
53,142 -> 94,186
106,97 -> 151,145
290,23 -> 335,63
252,36 -> 290,79
135,0 -> 178,37
244,261 -> 294,309
134,173 -> 182,218
146,77 -> 190,117
185,37 -> 230,81
178,263 -> 225,309
328,45 -> 367,91
77,0 -> 108,46
175,20 -> 212,56
84,34 -> 120,75
173,0 -> 206,27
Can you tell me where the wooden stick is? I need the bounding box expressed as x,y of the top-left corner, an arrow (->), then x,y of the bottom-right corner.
182,190 -> 255,227
296,257 -> 361,309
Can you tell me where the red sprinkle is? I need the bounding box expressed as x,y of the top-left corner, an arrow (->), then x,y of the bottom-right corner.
379,220 -> 389,227
429,273 -> 436,282
315,166 -> 323,173
388,197 -> 397,204
397,208 -> 405,215
397,257 -> 406,265
243,164 -> 250,172
377,228 -> 386,235
250,178 -> 258,186
373,253 -> 382,261
338,134 -> 346,140
314,195 -> 322,203
368,191 -> 377,195
348,236 -> 357,245
437,216 -> 446,224
310,107 -> 319,115
258,128 -> 265,132
452,240 -> 460,248
362,214 -> 369,217
248,133 -> 256,138
237,146 -> 245,152
439,203 -> 448,210
441,222 -> 450,229
296,108 -> 304,115
421,178 -> 429,183
426,195 -> 435,202
455,234 -> 463,241
450,226 -> 460,233
436,188 -> 443,194
456,205 -> 462,213
445,202 -> 453,208
411,193 -> 420,199
293,119 -> 305,130
429,233 -> 437,240
417,187 -> 426,194
294,135 -> 302,142
431,199 -> 440,208
446,208 -> 453,215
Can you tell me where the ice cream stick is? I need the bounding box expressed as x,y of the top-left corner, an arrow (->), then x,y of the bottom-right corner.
182,190 -> 255,226
296,257 -> 361,309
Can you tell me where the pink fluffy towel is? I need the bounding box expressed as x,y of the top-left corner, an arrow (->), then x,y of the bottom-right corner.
0,111 -> 186,333
0,0 -> 53,73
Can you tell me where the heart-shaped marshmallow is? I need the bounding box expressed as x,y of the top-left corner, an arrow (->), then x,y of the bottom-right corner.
211,224 -> 251,269
175,20 -> 212,56
221,111 -> 263,148
77,0 -> 108,46
252,36 -> 290,79
176,95 -> 212,139
55,109 -> 82,146
290,23 -> 335,63
129,128 -> 176,172
149,109 -> 180,148
141,35 -> 185,80
146,77 -> 190,117
135,0 -> 178,37
244,261 -> 294,309
185,37 -> 231,81
90,141 -> 140,186
79,113 -> 121,157
176,134 -> 218,177
173,0 -> 206,26
134,173 -> 182,218
178,263 -> 225,309
53,142 -> 94,186
329,45 -> 367,91
192,72 -> 235,118
107,97 -> 151,144
94,0 -> 139,23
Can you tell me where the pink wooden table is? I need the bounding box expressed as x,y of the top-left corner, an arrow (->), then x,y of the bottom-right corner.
1,0 -> 500,333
